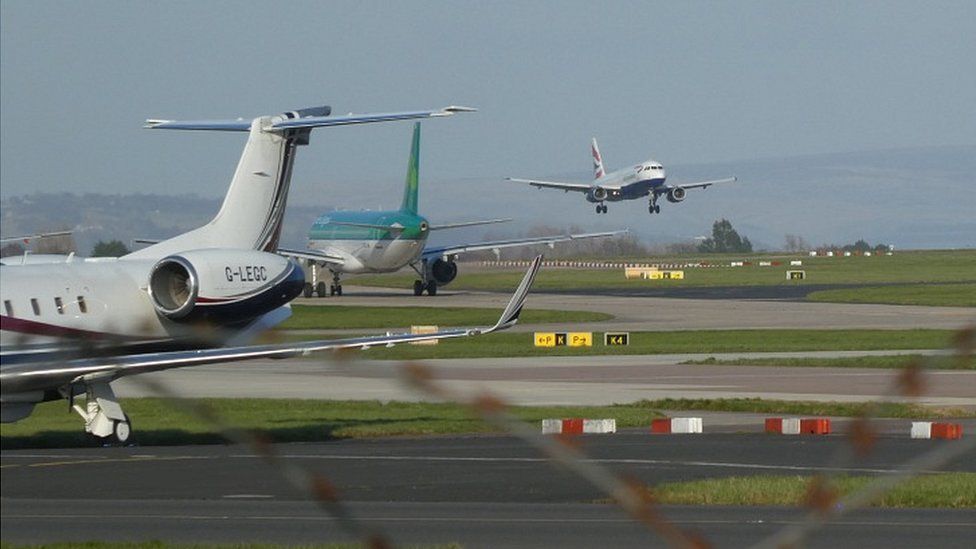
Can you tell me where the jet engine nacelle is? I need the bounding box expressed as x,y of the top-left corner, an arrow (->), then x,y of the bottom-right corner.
587,187 -> 609,202
426,258 -> 458,285
148,249 -> 304,323
667,187 -> 686,203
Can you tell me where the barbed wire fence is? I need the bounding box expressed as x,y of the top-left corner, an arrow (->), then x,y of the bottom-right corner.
11,322 -> 974,548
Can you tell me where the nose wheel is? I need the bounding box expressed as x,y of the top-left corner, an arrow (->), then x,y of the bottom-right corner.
413,280 -> 438,296
595,204 -> 608,214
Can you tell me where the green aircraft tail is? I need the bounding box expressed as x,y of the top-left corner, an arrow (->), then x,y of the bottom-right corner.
400,122 -> 421,214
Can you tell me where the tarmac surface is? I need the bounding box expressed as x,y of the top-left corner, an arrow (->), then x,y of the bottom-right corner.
115,351 -> 976,409
3,434 -> 975,548
292,285 -> 976,333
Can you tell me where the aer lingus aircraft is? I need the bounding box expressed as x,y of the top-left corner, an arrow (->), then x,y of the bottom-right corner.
281,123 -> 625,297
0,103 -> 542,443
508,138 -> 736,215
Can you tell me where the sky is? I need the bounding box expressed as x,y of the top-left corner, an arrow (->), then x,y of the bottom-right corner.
2,1 -> 975,207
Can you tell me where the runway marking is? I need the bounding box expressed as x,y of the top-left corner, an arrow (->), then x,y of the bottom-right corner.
1,455 -> 215,469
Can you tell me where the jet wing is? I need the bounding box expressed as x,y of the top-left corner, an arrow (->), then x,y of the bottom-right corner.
277,248 -> 345,266
429,218 -> 511,231
0,256 -> 542,395
145,106 -> 476,132
506,178 -> 594,193
422,231 -> 627,261
670,177 -> 737,191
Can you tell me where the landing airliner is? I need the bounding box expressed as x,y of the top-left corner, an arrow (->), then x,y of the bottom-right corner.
281,123 -> 625,296
508,139 -> 735,215
0,104 -> 542,443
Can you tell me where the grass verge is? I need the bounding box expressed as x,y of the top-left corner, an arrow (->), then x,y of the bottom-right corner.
807,283 -> 976,307
347,250 -> 976,291
643,473 -> 976,508
3,398 -> 969,449
280,329 -> 957,360
281,305 -> 612,330
683,354 -> 974,370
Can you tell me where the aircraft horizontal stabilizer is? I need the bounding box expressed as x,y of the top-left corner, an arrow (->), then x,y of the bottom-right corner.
146,106 -> 476,132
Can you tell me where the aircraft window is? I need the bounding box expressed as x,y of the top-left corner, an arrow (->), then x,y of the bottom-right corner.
3,300 -> 12,317
78,296 -> 88,314
31,298 -> 41,316
55,297 -> 65,314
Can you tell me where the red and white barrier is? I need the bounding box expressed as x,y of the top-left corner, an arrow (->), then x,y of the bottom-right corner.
911,422 -> 963,439
650,417 -> 703,434
765,417 -> 831,435
542,418 -> 616,434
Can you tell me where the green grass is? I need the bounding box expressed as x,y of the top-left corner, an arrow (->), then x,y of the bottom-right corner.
684,354 -> 975,370
279,329 -> 957,360
347,250 -> 976,291
280,305 -> 612,330
647,473 -> 976,508
628,398 -> 973,419
808,283 -> 976,307
3,397 -> 968,449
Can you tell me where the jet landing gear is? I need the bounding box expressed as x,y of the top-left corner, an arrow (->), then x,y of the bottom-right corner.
648,196 -> 661,215
413,279 -> 437,296
595,203 -> 608,214
69,382 -> 132,445
329,271 -> 343,296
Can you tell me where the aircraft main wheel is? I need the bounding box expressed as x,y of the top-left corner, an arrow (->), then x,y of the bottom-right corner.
316,281 -> 328,297
426,281 -> 437,296
113,415 -> 132,444
303,283 -> 313,298
654,205 -> 660,214
413,280 -> 424,296
595,205 -> 601,213
336,285 -> 343,296
329,285 -> 337,296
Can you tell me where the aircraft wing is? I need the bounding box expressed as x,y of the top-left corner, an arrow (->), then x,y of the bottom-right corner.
277,248 -> 345,267
145,106 -> 476,132
669,177 -> 737,191
0,230 -> 73,245
422,231 -> 627,261
0,256 -> 542,395
429,218 -> 511,231
506,178 -> 594,193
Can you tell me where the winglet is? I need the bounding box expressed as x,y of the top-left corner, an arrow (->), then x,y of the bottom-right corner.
484,254 -> 543,334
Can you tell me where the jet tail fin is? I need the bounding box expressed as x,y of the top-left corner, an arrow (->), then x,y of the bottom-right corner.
400,122 -> 421,214
592,138 -> 606,180
129,106 -> 472,259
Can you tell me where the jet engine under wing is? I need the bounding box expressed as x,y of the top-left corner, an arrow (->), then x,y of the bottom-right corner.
670,177 -> 737,191
422,230 -> 627,261
506,178 -> 596,193
0,256 -> 542,395
277,248 -> 345,267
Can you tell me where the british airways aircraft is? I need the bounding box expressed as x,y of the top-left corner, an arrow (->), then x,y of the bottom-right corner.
508,138 -> 736,215
0,104 -> 543,443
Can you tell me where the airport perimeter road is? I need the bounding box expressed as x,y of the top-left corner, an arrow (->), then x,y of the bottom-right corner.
115,352 -> 976,409
3,434 -> 974,548
294,287 -> 976,333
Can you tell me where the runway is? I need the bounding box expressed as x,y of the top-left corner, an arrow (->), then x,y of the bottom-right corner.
293,286 -> 976,333
3,434 -> 975,548
115,352 -> 976,409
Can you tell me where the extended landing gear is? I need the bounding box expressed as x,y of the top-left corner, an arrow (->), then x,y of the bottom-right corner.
595,204 -> 608,214
303,282 -> 314,298
70,382 -> 132,445
314,272 -> 342,297
648,196 -> 660,215
413,279 -> 437,296
330,271 -> 343,296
